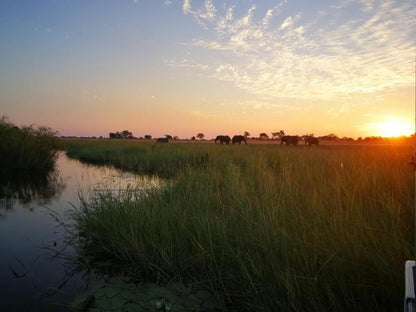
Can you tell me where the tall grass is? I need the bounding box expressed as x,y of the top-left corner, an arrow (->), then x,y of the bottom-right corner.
67,140 -> 413,311
0,117 -> 59,174
63,139 -> 209,178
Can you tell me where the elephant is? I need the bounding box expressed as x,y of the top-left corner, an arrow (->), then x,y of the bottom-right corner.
304,136 -> 319,146
215,135 -> 231,144
232,135 -> 247,144
281,135 -> 299,146
157,138 -> 169,143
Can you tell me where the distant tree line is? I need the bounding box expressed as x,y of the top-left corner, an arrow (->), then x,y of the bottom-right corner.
109,130 -> 133,139
103,129 -> 413,143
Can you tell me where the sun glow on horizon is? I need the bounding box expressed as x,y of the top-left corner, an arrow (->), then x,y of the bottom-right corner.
366,118 -> 414,138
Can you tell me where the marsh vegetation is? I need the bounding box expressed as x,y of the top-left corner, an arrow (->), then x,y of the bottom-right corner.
63,139 -> 413,311
0,117 -> 59,175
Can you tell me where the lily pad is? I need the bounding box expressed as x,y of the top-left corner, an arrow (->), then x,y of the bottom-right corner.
124,302 -> 146,312
71,275 -> 223,312
145,285 -> 183,304
106,285 -> 125,298
119,288 -> 148,302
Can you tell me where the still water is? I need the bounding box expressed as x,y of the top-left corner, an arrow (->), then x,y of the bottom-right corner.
0,153 -> 157,311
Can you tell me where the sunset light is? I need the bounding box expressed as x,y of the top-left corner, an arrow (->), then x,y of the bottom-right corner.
1,1 -> 416,310
0,0 -> 414,139
367,118 -> 414,138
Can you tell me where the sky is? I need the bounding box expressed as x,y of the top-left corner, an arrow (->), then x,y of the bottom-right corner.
0,0 -> 415,139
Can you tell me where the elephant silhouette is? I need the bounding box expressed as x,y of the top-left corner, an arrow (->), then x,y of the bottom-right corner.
281,135 -> 299,145
232,135 -> 247,144
304,136 -> 319,146
215,135 -> 231,144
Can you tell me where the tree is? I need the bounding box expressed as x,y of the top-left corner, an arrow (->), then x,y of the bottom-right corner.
121,130 -> 133,139
109,130 -> 133,139
109,132 -> 121,139
272,130 -> 285,139
321,133 -> 339,141
165,134 -> 173,139
196,133 -> 204,140
259,133 -> 269,140
244,131 -> 250,138
144,135 -> 152,140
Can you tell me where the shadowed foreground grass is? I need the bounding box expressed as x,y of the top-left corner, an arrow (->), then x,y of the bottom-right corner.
65,140 -> 413,311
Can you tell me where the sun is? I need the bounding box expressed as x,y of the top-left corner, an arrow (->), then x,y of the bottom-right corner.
367,118 -> 414,138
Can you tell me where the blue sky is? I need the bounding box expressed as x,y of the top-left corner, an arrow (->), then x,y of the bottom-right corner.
1,0 -> 415,138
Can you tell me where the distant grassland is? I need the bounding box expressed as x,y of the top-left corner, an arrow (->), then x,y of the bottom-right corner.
63,139 -> 414,311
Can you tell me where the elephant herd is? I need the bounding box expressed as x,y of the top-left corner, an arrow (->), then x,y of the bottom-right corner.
280,135 -> 319,146
156,137 -> 169,143
215,135 -> 319,146
157,134 -> 319,146
215,135 -> 247,144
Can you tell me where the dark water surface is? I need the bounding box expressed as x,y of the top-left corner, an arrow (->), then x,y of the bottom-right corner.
0,153 -> 155,311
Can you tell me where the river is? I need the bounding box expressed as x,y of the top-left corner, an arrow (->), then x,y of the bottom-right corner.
0,153 -> 157,311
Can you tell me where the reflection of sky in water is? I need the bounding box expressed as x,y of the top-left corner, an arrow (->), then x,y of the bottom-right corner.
0,169 -> 65,211
0,153 -> 160,311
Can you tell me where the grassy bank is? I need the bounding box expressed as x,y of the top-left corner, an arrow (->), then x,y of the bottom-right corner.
66,139 -> 413,311
63,139 -> 209,178
0,117 -> 59,174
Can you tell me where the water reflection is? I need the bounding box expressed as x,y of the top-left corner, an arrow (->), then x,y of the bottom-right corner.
0,153 -> 162,311
0,170 -> 65,211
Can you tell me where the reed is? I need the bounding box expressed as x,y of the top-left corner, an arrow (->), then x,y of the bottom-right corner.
0,117 -> 59,175
67,140 -> 413,311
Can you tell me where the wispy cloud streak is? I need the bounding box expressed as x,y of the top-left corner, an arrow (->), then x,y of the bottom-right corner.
177,0 -> 415,101
182,0 -> 217,26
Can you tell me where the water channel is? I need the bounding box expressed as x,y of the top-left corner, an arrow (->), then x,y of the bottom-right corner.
0,153 -> 158,311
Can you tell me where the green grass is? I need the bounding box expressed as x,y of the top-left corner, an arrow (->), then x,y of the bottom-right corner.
63,139 -> 209,178
65,139 -> 413,311
0,117 -> 59,175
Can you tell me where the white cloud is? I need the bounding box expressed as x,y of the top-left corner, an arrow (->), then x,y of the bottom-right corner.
182,0 -> 216,25
183,0 -> 191,13
203,0 -> 216,20
191,39 -> 230,50
175,0 -> 415,101
225,6 -> 233,21
262,9 -> 274,26
280,16 -> 293,30
240,5 -> 256,27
